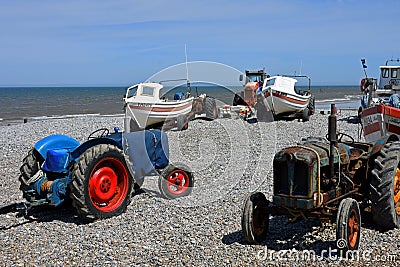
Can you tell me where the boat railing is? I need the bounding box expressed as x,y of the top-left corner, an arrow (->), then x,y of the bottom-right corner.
385,58 -> 400,66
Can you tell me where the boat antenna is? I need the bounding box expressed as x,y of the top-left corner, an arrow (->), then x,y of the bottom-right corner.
185,44 -> 191,94
299,60 -> 303,76
361,58 -> 368,78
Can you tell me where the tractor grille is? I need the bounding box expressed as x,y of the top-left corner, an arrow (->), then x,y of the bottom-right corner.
274,160 -> 309,197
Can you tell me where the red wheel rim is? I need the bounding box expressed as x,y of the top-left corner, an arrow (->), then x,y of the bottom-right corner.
348,209 -> 359,248
89,157 -> 129,212
165,169 -> 189,195
394,168 -> 400,215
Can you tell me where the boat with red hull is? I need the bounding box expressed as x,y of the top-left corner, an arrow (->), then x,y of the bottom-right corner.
359,59 -> 400,142
361,105 -> 400,142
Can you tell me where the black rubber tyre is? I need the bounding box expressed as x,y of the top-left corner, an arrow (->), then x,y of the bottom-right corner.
69,144 -> 133,221
205,97 -> 217,120
158,164 -> 194,199
176,115 -> 189,131
370,141 -> 400,230
302,108 -> 310,122
336,198 -> 361,251
357,106 -> 363,123
19,149 -> 43,201
241,192 -> 269,244
307,96 -> 315,115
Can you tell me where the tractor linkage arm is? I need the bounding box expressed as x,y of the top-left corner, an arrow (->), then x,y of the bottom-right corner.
0,201 -> 30,215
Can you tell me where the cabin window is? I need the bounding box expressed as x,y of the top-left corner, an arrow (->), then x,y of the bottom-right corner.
247,74 -> 262,83
126,86 -> 137,98
141,87 -> 154,96
391,69 -> 398,78
382,68 -> 389,78
265,78 -> 276,87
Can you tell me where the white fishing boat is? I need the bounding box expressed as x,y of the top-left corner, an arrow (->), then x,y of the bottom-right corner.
262,75 -> 312,119
124,82 -> 194,130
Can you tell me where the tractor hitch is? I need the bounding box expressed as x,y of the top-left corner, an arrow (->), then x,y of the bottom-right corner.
0,201 -> 30,215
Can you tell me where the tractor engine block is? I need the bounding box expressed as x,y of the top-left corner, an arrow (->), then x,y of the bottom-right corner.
273,137 -> 350,209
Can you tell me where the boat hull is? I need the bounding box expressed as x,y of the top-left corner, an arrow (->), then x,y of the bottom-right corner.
361,105 -> 400,143
265,91 -> 310,115
127,98 -> 193,128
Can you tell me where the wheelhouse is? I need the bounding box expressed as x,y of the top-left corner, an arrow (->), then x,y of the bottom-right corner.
380,65 -> 400,90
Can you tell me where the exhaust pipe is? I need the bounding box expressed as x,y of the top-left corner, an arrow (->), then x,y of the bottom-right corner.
328,104 -> 337,179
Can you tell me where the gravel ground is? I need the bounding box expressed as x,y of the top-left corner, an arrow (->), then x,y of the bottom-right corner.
0,110 -> 399,266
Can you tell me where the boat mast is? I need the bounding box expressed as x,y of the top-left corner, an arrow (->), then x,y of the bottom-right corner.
185,44 -> 191,95
361,59 -> 374,107
361,59 -> 368,78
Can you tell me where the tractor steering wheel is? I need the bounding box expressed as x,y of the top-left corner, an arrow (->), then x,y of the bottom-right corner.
338,132 -> 355,144
88,128 -> 110,140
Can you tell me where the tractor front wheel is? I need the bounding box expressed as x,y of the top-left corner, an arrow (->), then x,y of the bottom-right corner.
158,164 -> 193,199
336,198 -> 361,251
370,141 -> 400,230
241,192 -> 269,244
70,144 -> 133,221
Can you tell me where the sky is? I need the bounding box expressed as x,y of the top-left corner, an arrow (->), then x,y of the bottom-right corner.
1,0 -> 400,86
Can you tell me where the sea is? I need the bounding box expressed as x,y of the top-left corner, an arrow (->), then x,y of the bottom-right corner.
0,85 -> 361,125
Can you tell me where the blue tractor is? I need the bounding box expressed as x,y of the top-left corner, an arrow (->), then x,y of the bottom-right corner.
17,127 -> 193,221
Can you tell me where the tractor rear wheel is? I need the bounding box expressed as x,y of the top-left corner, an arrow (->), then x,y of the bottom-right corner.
370,141 -> 400,230
19,149 -> 44,201
19,149 -> 41,186
205,97 -> 217,120
307,96 -> 315,115
70,144 -> 133,221
336,198 -> 361,251
158,164 -> 194,199
241,192 -> 269,244
302,108 -> 310,122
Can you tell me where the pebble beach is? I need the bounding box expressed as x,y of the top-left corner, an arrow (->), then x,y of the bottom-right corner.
0,110 -> 399,266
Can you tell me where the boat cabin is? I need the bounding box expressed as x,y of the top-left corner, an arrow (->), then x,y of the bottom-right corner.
125,83 -> 163,103
264,76 -> 296,93
379,65 -> 400,90
263,76 -> 309,96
